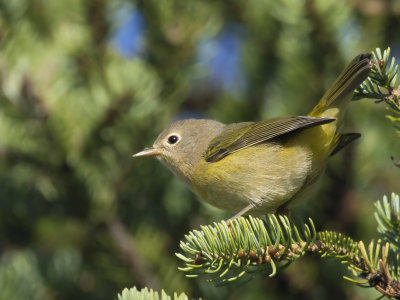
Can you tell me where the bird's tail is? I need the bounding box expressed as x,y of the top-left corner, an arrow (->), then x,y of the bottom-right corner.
309,53 -> 372,120
302,53 -> 372,158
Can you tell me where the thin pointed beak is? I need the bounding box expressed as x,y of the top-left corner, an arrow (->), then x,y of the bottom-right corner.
132,147 -> 161,158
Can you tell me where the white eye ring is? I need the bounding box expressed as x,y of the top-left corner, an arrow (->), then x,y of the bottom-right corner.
167,134 -> 180,145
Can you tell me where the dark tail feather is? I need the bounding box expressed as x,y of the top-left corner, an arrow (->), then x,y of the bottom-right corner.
331,133 -> 361,156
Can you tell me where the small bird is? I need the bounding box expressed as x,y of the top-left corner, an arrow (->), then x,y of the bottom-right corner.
133,53 -> 372,219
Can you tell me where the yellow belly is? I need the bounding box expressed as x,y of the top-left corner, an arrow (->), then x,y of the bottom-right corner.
191,123 -> 337,214
192,142 -> 313,213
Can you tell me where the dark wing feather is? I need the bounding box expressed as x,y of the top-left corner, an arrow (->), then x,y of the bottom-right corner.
204,116 -> 335,162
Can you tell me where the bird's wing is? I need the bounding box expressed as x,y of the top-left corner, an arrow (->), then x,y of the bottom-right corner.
204,116 -> 335,162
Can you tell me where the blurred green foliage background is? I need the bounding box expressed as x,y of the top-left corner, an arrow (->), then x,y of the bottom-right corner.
0,0 -> 399,299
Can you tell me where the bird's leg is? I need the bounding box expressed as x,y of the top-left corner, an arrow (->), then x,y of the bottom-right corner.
276,204 -> 290,216
229,202 -> 256,222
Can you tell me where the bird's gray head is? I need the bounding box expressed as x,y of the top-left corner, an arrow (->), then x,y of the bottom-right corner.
133,119 -> 225,184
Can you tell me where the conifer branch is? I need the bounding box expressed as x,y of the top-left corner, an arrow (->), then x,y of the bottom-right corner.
175,203 -> 400,298
115,194 -> 400,299
353,47 -> 400,113
117,286 -> 189,300
176,215 -> 315,286
353,47 -> 400,167
375,193 -> 400,250
374,193 -> 400,299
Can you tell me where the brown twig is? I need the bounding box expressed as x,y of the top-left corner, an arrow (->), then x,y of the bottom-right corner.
369,259 -> 400,299
106,219 -> 160,290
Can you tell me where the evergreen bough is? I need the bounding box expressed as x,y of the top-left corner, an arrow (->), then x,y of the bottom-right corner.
117,287 -> 189,300
175,194 -> 399,297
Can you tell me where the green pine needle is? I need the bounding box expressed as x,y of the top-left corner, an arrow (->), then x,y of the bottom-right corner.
375,193 -> 400,249
353,47 -> 400,113
176,213 -> 400,297
176,215 -> 315,285
117,286 -> 189,300
375,193 -> 400,283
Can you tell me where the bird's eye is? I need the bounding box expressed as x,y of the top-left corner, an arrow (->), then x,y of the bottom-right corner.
167,135 -> 179,144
